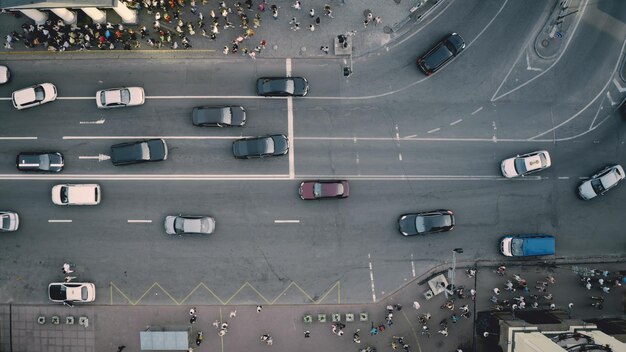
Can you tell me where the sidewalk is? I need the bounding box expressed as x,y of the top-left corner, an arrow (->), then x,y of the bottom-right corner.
2,259 -> 622,351
0,0 -> 441,58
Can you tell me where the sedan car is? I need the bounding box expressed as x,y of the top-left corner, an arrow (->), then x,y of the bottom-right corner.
398,209 -> 455,236
12,83 -> 57,110
299,180 -> 349,200
256,77 -> 309,97
417,33 -> 465,75
110,139 -> 168,166
0,211 -> 19,232
501,150 -> 551,178
578,164 -> 624,200
48,282 -> 96,304
164,215 -> 215,235
0,65 -> 10,84
96,87 -> 145,108
192,106 -> 246,127
16,152 -> 64,172
232,134 -> 289,159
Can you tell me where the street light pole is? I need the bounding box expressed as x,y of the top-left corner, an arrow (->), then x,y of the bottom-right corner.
448,248 -> 463,298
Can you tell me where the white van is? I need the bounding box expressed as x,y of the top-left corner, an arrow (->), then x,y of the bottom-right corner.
52,184 -> 101,205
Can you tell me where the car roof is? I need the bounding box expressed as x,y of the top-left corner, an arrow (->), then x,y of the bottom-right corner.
524,154 -> 544,170
67,185 -> 97,203
104,90 -> 122,104
15,87 -> 36,103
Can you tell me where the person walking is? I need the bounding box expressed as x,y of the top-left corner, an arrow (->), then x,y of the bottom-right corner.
320,45 -> 329,54
353,329 -> 360,343
309,8 -> 314,17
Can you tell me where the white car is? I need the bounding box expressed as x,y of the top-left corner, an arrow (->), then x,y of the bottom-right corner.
12,83 -> 57,110
48,282 -> 96,304
501,150 -> 551,178
0,65 -> 10,84
96,87 -> 145,108
52,184 -> 101,205
0,211 -> 19,232
578,164 -> 624,200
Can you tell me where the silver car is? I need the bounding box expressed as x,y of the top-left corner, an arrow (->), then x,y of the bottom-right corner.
578,164 -> 624,200
164,215 -> 215,235
0,211 -> 19,232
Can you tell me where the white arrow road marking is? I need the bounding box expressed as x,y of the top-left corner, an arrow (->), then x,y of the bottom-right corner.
79,154 -> 111,161
128,220 -> 152,223
274,220 -> 300,224
49,220 -> 72,223
79,118 -> 106,125
613,78 -> 626,92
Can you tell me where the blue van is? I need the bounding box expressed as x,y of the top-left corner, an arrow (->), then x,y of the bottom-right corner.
500,234 -> 555,257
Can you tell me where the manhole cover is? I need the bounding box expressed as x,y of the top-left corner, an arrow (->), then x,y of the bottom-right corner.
541,39 -> 549,47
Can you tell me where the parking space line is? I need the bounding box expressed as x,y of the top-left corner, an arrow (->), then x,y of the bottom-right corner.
471,107 -> 483,115
274,220 -> 300,224
411,254 -> 416,277
288,97 -> 295,179
48,220 -> 72,223
427,128 -> 440,134
127,220 -> 152,223
368,253 -> 376,302
285,58 -> 292,77
63,136 -> 243,140
0,137 -> 38,140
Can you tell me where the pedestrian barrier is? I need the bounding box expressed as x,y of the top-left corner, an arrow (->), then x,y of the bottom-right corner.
37,316 -> 46,325
346,313 -> 355,322
51,316 -> 60,324
79,316 -> 89,327
66,316 -> 74,325
303,314 -> 312,323
304,312 -> 365,323
359,313 -> 368,322
331,313 -> 341,322
318,313 -> 327,323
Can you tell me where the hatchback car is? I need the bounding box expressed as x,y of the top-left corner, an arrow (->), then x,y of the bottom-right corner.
501,150 -> 551,178
0,211 -> 19,232
110,139 -> 168,166
232,134 -> 289,159
398,210 -> 455,236
578,164 -> 624,200
417,33 -> 465,75
192,106 -> 246,127
52,184 -> 101,205
164,215 -> 215,235
12,83 -> 57,110
48,282 -> 96,303
256,77 -> 309,96
0,65 -> 10,84
96,87 -> 145,108
16,152 -> 64,172
299,180 -> 349,200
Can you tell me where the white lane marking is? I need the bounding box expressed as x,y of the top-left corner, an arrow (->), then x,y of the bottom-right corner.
274,220 -> 300,224
146,95 -> 281,99
297,136 -> 536,142
286,58 -> 292,76
427,128 -> 440,134
288,97 -> 295,179
450,118 -> 463,126
48,220 -> 72,223
0,137 -> 37,140
404,134 -> 417,139
64,136 -> 243,140
355,153 -> 359,164
398,153 -> 403,161
411,254 -> 416,277
588,96 -> 605,130
471,107 -> 483,115
128,220 -> 152,223
491,0 -> 588,101
0,174 -> 545,181
607,91 -> 616,106
558,176 -> 569,180
368,253 -> 376,302
79,118 -> 106,125
525,52 -> 542,72
56,97 -> 94,100
613,78 -> 626,92
79,154 -> 110,161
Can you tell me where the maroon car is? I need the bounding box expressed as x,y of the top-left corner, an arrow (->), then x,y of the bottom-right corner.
298,180 -> 349,200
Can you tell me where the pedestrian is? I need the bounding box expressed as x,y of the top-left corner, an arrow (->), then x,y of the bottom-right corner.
248,51 -> 256,60
315,16 -> 320,25
466,268 -> 476,278
483,331 -> 490,338
549,303 -> 556,310
546,275 -> 556,284
353,329 -> 360,343
190,315 -> 197,324
309,24 -> 315,31
289,16 -> 297,24
309,8 -> 314,17
223,45 -> 229,54
189,307 -> 196,315
490,295 -> 498,303
62,263 -> 74,274
271,5 -> 278,20
171,41 -> 178,49
291,23 -> 300,31
543,293 -> 553,300
374,16 -> 381,25
493,287 -> 500,295
292,1 -> 301,10
602,286 -> 610,294
324,4 -> 333,18
568,302 -> 574,309
531,301 -> 539,308
256,305 -> 263,313
585,282 -> 592,290
366,11 -> 373,21
496,265 -> 506,276
460,304 -> 469,314
117,346 -> 126,352
229,310 -> 237,318
304,330 -> 310,338
451,314 -> 459,323
370,323 -> 377,336
519,301 -> 526,309
438,327 -> 448,336
363,19 -> 369,28
320,45 -> 329,54
505,280 -> 514,291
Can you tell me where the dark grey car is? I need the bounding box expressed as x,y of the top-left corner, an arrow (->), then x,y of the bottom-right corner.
398,210 -> 455,236
192,106 -> 246,127
256,77 -> 309,96
232,134 -> 289,159
417,33 -> 465,75
16,152 -> 64,172
110,139 -> 168,166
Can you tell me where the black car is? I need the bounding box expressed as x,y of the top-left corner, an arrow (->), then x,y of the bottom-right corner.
192,106 -> 247,127
398,209 -> 455,236
232,134 -> 289,159
16,152 -> 64,172
256,77 -> 309,97
110,139 -> 168,166
417,33 -> 465,75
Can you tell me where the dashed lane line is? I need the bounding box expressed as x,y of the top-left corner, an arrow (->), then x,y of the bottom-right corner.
274,220 -> 300,224
368,253 -> 377,302
0,137 -> 37,140
450,118 -> 463,126
127,220 -> 152,223
427,128 -> 440,134
48,219 -> 72,223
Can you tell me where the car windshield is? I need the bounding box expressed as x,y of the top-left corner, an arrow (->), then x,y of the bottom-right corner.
140,142 -> 150,160
174,217 -> 185,233
81,286 -> 89,300
414,217 -> 426,233
1,215 -> 9,230
38,154 -> 51,170
591,178 -> 605,194
511,238 -> 524,256
120,89 -> 130,104
313,183 -> 322,197
34,86 -> 45,101
60,186 -> 68,204
514,158 -> 528,174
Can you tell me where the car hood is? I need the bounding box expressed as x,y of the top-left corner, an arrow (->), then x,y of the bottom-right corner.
501,158 -> 517,178
578,180 -> 596,200
398,214 -> 418,236
299,182 -> 315,199
147,139 -> 168,160
271,135 -> 289,155
0,65 -> 9,84
0,212 -> 19,231
127,87 -> 145,105
41,83 -> 57,100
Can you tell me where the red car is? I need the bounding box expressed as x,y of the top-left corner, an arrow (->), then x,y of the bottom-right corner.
298,180 -> 349,200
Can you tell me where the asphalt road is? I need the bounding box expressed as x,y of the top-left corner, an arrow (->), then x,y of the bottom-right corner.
0,0 -> 625,305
